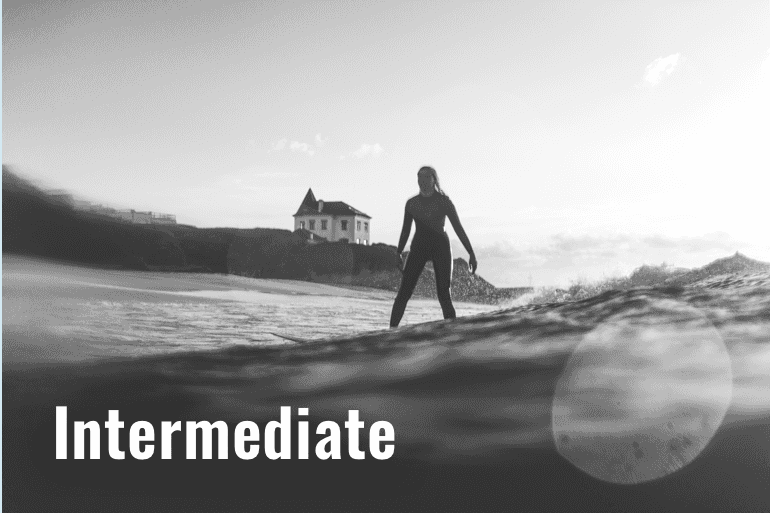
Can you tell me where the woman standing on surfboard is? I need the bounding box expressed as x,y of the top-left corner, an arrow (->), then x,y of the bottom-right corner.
389,166 -> 478,328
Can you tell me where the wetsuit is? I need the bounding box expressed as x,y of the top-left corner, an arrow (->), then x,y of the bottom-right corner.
389,192 -> 475,328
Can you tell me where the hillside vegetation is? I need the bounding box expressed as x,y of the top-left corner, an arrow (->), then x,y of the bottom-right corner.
3,166 -> 187,270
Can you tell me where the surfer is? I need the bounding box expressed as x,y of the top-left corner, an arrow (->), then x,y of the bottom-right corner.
389,166 -> 478,328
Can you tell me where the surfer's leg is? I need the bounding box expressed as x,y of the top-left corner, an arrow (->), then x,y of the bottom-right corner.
432,237 -> 456,320
390,245 -> 429,327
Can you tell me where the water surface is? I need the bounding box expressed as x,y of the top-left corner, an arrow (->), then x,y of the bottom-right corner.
2,255 -> 497,360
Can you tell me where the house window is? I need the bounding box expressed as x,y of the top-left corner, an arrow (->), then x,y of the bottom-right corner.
299,221 -> 305,229
321,220 -> 327,230
341,220 -> 348,230
364,222 -> 368,231
356,221 -> 361,230
309,220 -> 315,230
356,238 -> 360,244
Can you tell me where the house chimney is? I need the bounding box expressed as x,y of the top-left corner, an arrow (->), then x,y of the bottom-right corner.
318,200 -> 323,212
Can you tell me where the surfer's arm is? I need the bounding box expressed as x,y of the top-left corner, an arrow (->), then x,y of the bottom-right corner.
446,197 -> 475,257
396,206 -> 413,254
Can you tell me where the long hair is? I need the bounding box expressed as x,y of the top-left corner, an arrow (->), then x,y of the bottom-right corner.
419,166 -> 446,195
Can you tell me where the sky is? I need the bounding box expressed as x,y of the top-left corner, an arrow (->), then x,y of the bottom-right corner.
3,0 -> 769,287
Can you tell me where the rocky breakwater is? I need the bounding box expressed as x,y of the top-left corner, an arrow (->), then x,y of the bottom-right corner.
349,253 -> 533,305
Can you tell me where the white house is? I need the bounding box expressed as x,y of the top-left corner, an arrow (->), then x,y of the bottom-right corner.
293,188 -> 371,245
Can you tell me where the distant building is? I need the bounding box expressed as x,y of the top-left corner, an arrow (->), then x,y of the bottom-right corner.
293,188 -> 371,244
78,202 -> 119,217
114,209 -> 176,225
44,189 -> 177,224
150,212 -> 177,224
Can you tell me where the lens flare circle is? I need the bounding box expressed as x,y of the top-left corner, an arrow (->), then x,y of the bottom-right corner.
552,300 -> 732,484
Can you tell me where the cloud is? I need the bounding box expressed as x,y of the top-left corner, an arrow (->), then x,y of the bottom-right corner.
350,143 -> 384,158
268,138 -> 316,156
529,232 -> 742,263
463,233 -> 744,263
458,240 -> 524,260
289,141 -> 315,156
449,232 -> 757,287
314,133 -> 328,147
270,138 -> 287,152
640,233 -> 738,253
641,53 -> 681,87
249,171 -> 301,178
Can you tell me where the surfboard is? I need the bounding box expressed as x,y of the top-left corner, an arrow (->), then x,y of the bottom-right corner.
267,332 -> 314,344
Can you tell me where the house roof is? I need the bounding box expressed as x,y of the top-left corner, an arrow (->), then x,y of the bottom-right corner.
292,188 -> 371,219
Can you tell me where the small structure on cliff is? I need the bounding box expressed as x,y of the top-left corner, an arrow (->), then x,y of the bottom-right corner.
293,188 -> 371,245
113,209 -> 177,225
47,190 -> 177,225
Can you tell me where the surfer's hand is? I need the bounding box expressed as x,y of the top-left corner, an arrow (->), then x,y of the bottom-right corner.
469,254 -> 478,275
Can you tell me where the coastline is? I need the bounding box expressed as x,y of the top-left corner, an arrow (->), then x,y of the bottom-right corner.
2,253 -> 396,301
